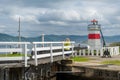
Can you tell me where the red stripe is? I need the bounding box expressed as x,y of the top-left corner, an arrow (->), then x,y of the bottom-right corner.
88,34 -> 100,39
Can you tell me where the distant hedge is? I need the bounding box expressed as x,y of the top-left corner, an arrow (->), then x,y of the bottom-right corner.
109,42 -> 120,46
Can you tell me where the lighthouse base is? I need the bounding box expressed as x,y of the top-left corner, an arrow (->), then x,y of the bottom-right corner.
88,39 -> 101,49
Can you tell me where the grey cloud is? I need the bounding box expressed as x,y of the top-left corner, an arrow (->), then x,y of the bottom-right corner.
0,0 -> 120,36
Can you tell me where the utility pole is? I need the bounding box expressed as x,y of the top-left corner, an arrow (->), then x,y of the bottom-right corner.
18,17 -> 21,48
18,17 -> 21,42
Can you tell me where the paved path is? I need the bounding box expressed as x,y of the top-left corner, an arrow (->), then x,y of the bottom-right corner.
73,55 -> 120,70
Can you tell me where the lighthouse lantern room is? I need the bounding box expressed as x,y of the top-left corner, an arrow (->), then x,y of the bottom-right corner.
88,19 -> 101,49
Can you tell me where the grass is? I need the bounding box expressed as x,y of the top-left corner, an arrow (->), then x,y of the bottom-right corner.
101,60 -> 120,66
71,56 -> 90,62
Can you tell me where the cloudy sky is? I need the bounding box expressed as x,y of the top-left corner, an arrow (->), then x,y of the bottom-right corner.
0,0 -> 120,37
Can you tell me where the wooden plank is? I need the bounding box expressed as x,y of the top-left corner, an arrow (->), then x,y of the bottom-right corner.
0,57 -> 30,61
0,48 -> 22,52
32,51 -> 73,59
32,46 -> 73,51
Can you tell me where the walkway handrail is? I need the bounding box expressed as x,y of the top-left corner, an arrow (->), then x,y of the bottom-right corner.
0,42 -> 30,45
0,42 -> 31,67
0,41 -> 75,67
32,41 -> 75,44
32,41 -> 75,66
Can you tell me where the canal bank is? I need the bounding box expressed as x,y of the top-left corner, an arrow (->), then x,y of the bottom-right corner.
57,56 -> 120,80
1,56 -> 120,80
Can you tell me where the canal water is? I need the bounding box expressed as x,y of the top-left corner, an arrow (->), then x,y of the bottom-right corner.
56,73 -> 103,80
56,73 -> 100,80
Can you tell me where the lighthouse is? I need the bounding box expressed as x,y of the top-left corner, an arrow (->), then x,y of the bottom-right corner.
88,19 -> 101,49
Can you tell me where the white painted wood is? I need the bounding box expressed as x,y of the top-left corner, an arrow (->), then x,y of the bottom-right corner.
88,49 -> 90,55
0,57 -> 30,61
78,46 -> 119,57
83,50 -> 85,56
34,44 -> 38,66
96,49 -> 99,56
32,41 -> 75,44
24,44 -> 28,67
0,41 -> 75,67
31,46 -> 73,51
0,48 -> 22,52
32,51 -> 73,59
79,50 -> 81,56
0,42 -> 30,44
50,43 -> 53,62
91,49 -> 94,56
62,43 -> 65,59
71,43 -> 74,57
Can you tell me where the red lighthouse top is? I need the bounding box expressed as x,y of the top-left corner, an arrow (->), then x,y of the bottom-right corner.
91,19 -> 97,22
91,19 -> 98,25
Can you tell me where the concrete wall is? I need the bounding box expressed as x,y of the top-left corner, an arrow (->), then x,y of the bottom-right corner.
58,60 -> 120,80
73,66 -> 120,80
0,62 -> 59,80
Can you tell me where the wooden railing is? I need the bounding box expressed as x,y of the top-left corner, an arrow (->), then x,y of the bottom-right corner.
32,42 -> 75,66
0,41 -> 75,67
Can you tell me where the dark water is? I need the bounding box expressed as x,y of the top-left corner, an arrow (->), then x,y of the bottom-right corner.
56,73 -> 96,80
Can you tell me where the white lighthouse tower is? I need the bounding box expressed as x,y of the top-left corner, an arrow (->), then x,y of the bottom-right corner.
88,19 -> 101,49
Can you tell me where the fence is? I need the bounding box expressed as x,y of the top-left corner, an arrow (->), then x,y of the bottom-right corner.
0,41 -> 75,67
32,42 -> 74,66
74,46 -> 120,56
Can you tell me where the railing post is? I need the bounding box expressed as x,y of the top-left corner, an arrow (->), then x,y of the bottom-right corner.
88,49 -> 90,56
100,48 -> 103,56
79,50 -> 81,56
115,47 -> 118,55
96,49 -> 99,56
110,47 -> 113,56
62,42 -> 65,59
91,49 -> 94,56
50,43 -> 53,62
34,44 -> 38,66
24,44 -> 27,67
83,49 -> 85,56
116,46 -> 119,55
71,43 -> 74,57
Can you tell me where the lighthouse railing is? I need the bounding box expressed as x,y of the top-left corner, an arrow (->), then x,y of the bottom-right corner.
75,46 -> 120,57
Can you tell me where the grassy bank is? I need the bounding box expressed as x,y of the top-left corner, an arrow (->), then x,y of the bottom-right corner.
71,56 -> 90,62
102,60 -> 120,66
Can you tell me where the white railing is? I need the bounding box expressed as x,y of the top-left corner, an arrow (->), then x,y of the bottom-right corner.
0,41 -> 75,67
32,41 -> 75,66
0,42 -> 31,67
74,46 -> 120,57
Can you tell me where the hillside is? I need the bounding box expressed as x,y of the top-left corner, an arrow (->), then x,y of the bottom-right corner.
0,33 -> 119,44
